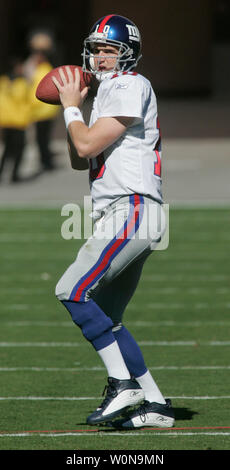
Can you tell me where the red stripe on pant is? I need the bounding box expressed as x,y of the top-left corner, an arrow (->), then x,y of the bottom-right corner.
73,194 -> 141,302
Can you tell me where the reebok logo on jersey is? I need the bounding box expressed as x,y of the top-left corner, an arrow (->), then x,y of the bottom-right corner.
115,83 -> 128,89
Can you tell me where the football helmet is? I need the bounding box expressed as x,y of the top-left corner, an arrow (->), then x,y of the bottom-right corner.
82,14 -> 142,80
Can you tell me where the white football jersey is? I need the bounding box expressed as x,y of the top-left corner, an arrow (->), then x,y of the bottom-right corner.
88,72 -> 162,213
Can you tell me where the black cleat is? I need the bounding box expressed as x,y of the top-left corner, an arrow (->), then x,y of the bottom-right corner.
113,399 -> 175,428
86,376 -> 144,425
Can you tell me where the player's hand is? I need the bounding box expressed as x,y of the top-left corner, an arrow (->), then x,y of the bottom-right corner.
52,66 -> 89,109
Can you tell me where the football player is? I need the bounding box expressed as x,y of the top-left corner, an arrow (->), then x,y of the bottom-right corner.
53,14 -> 174,429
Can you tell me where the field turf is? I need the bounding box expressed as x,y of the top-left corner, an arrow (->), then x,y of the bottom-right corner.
0,206 -> 229,451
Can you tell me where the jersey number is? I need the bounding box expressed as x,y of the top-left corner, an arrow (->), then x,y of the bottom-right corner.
89,153 -> 105,182
154,117 -> 162,177
154,151 -> 161,177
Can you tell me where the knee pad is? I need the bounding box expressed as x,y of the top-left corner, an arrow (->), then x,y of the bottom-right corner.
61,299 -> 114,347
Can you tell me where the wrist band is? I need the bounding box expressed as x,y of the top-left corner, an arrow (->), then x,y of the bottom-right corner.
64,106 -> 84,128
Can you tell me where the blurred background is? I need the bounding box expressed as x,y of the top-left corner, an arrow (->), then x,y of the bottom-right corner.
0,0 -> 229,206
0,2 -> 229,446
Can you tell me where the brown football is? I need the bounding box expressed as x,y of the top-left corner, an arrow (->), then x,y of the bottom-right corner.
35,65 -> 92,105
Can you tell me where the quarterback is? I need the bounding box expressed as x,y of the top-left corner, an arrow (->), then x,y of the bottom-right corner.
53,14 -> 174,428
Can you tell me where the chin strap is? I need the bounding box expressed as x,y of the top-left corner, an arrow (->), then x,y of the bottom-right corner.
95,71 -> 114,82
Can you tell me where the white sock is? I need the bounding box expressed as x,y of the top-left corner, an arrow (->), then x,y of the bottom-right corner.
97,341 -> 131,380
136,370 -> 166,404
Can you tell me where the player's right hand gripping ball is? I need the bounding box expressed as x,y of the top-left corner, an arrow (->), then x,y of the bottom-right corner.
36,65 -> 92,105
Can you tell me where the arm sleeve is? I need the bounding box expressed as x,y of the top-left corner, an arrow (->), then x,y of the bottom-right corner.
97,75 -> 146,120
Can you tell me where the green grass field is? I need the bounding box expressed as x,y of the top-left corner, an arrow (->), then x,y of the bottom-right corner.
0,206 -> 229,451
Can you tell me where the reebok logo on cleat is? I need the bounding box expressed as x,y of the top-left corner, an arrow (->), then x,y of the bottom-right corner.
156,416 -> 168,422
130,391 -> 140,397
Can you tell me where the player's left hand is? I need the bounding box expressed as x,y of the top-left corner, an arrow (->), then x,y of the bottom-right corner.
52,66 -> 89,109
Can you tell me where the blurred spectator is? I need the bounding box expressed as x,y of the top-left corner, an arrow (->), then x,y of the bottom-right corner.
0,58 -> 31,182
24,29 -> 60,171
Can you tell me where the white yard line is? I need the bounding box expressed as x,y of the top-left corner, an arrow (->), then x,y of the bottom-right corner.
144,303 -> 230,310
5,302 -> 229,311
2,320 -> 230,327
0,341 -> 229,347
0,274 -> 229,282
0,342 -> 83,347
2,287 -> 230,295
0,365 -> 229,372
0,430 -> 229,437
0,234 -> 60,242
0,397 -> 98,401
0,396 -> 229,401
143,274 -> 229,281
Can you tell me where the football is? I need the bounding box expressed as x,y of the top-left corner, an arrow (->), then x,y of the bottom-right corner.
35,65 -> 92,105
